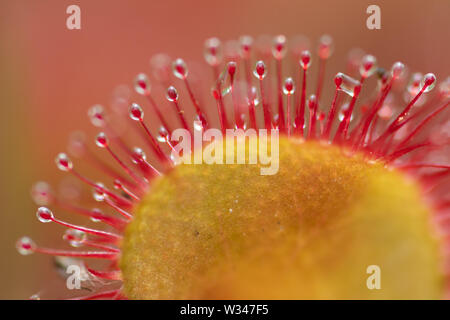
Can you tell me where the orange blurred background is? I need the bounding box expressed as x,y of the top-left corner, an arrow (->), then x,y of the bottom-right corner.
0,0 -> 448,299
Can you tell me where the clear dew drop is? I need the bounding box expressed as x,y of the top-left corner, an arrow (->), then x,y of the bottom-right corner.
166,86 -> 179,102
307,94 -> 317,110
113,179 -> 122,190
36,207 -> 54,223
253,61 -> 267,80
239,35 -> 253,58
88,104 -> 106,127
360,54 -> 377,78
391,61 -> 405,79
63,229 -> 87,248
132,147 -> 146,164
55,153 -> 73,172
129,103 -> 144,121
283,77 -> 295,95
16,237 -> 36,255
134,73 -> 151,96
335,72 -> 361,97
227,61 -> 237,78
93,183 -> 106,202
156,135 -> 166,143
272,35 -> 287,60
172,58 -> 188,80
95,132 -> 108,148
300,50 -> 311,69
31,181 -> 52,206
420,73 -> 436,93
318,34 -> 334,59
204,37 -> 222,66
90,208 -> 103,223
157,126 -> 170,142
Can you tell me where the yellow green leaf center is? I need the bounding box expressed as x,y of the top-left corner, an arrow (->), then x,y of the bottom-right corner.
120,137 -> 444,299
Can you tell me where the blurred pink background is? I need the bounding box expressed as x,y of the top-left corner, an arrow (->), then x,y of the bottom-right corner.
0,0 -> 448,299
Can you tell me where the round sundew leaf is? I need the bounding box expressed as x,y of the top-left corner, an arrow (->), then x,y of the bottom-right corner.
120,137 -> 444,299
